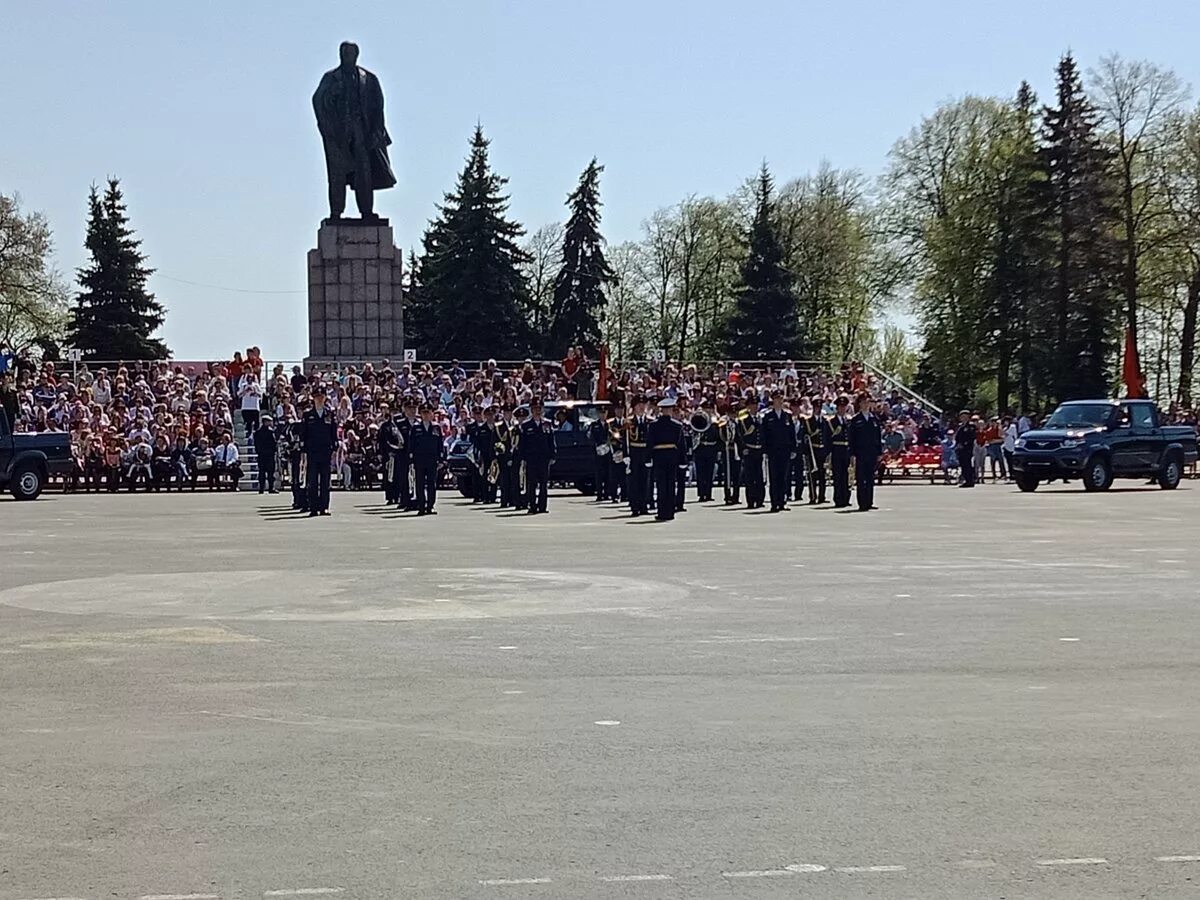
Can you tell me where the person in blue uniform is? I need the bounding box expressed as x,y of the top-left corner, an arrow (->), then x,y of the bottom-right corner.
396,397 -> 417,510
673,401 -> 689,513
692,398 -> 720,502
802,400 -> 830,504
409,403 -> 442,515
625,397 -> 650,516
736,401 -> 765,509
828,396 -> 852,508
721,398 -> 744,506
300,385 -> 337,517
761,389 -> 797,512
848,393 -> 883,511
955,410 -> 977,488
284,414 -> 307,511
648,398 -> 688,521
377,404 -> 402,504
519,397 -> 556,514
472,406 -> 501,504
253,415 -> 278,494
588,409 -> 612,501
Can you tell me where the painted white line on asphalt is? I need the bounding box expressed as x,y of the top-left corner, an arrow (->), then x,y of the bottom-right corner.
722,869 -> 793,878
784,863 -> 828,873
1058,638 -> 1081,642
498,646 -> 517,650
834,865 -> 907,873
598,874 -> 673,882
1156,855 -> 1200,862
894,593 -> 911,598
502,690 -> 524,695
264,890 -> 344,897
478,878 -> 551,886
594,720 -> 621,726
1036,858 -> 1107,866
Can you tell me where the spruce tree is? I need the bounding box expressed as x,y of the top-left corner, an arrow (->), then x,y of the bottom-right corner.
547,159 -> 614,355
68,178 -> 168,359
1035,55 -> 1123,401
717,166 -> 803,360
988,82 -> 1053,412
408,127 -> 533,359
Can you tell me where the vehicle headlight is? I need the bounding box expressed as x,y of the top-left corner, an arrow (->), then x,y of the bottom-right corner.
1015,438 -> 1026,449
1061,438 -> 1085,448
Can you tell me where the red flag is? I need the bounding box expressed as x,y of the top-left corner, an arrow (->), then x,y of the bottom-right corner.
1122,328 -> 1145,399
597,344 -> 609,401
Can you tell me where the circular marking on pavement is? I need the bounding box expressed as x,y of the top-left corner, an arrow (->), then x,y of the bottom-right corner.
594,720 -> 621,726
0,569 -> 685,622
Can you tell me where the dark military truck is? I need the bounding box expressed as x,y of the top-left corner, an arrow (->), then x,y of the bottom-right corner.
0,409 -> 73,500
1012,399 -> 1197,493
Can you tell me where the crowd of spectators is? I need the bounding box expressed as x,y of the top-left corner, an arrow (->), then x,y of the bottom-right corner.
0,346 -> 266,491
9,339 -> 1187,494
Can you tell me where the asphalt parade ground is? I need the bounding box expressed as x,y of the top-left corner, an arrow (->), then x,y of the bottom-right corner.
3,482 -> 1200,900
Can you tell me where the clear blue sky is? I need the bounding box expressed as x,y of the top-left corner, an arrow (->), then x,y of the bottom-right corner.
3,0 -> 1197,360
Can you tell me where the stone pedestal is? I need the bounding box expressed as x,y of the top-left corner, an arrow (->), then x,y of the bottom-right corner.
305,219 -> 404,363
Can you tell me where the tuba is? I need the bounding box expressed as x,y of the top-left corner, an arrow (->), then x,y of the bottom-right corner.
689,409 -> 712,434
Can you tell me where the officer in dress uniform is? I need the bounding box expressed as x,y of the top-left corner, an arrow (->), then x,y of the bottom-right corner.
721,397 -> 743,506
693,398 -> 720,502
377,404 -> 401,504
828,395 -> 852,508
790,397 -> 807,503
955,410 -> 978,488
473,406 -> 500,503
606,410 -> 624,503
300,385 -> 337,517
625,397 -> 650,516
496,406 -> 514,508
672,401 -> 689,513
409,403 -> 442,515
283,413 -> 307,511
848,392 -> 883,511
802,399 -> 830,504
396,398 -> 416,510
588,408 -> 612,501
761,389 -> 797,512
518,397 -> 556,514
509,406 -> 528,510
465,407 -> 487,503
647,398 -> 688,521
737,400 -> 765,509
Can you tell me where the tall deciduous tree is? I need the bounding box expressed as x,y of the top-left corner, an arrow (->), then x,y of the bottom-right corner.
0,194 -> 68,348
407,126 -> 533,358
519,222 -> 563,345
716,166 -> 803,360
1090,54 -> 1187,360
548,159 -> 614,355
1037,54 -> 1124,400
68,178 -> 168,360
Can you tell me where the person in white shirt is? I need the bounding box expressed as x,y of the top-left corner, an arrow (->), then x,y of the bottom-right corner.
1003,417 -> 1019,481
238,374 -> 262,434
212,432 -> 243,490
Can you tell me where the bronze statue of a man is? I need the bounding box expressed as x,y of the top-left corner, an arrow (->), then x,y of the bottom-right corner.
313,42 -> 396,221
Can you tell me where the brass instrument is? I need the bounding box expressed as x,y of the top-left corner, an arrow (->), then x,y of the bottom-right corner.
689,410 -> 712,433
488,458 -> 500,483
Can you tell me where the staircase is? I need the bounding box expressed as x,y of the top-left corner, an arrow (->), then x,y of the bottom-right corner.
231,417 -> 261,490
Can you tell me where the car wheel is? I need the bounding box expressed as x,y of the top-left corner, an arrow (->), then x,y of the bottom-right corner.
1015,474 -> 1039,493
1082,455 -> 1112,492
1158,454 -> 1182,490
456,474 -> 473,498
10,463 -> 44,500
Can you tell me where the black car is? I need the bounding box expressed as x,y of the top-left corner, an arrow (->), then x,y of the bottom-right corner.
1012,399 -> 1197,492
0,410 -> 73,500
446,401 -> 611,496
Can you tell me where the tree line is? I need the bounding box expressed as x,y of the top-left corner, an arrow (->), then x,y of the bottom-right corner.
4,50 -> 1200,412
